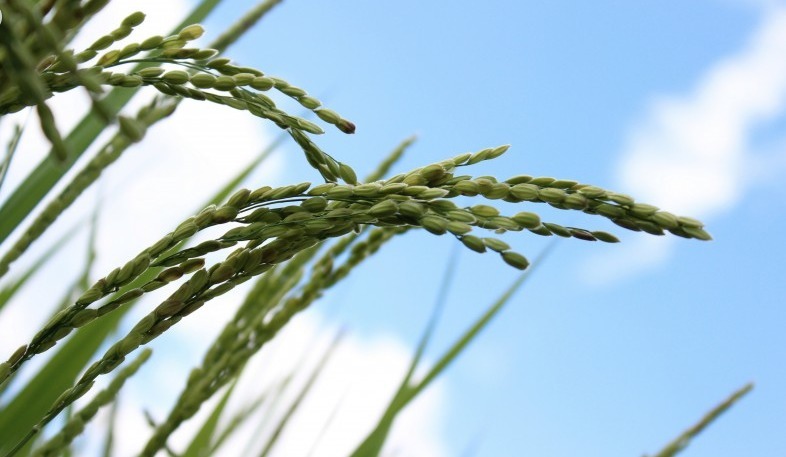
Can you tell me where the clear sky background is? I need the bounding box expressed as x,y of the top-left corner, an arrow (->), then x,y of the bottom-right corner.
1,1 -> 785,456
212,1 -> 784,456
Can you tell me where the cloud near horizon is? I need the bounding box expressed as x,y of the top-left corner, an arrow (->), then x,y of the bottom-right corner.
583,5 -> 786,284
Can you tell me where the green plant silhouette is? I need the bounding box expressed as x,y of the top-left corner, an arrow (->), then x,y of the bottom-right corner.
0,2 -> 749,456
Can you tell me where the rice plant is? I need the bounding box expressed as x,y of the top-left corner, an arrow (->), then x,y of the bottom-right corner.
0,1 -> 750,456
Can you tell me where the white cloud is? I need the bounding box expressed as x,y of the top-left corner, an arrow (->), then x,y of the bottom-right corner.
584,6 -> 786,283
96,312 -> 448,457
223,314 -> 448,457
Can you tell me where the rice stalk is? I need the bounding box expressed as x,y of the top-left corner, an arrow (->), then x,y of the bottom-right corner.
0,5 -> 346,279
2,141 -> 710,383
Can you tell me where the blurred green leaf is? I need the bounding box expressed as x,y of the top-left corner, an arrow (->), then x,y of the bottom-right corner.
0,0 -> 225,245
258,330 -> 345,457
210,392 -> 269,456
182,381 -> 239,457
101,399 -> 119,457
0,225 -> 78,314
0,119 -> 26,194
202,133 -> 285,208
0,258 -> 112,453
648,383 -> 754,457
350,245 -> 552,457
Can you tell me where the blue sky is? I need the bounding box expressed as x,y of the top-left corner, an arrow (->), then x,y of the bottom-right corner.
211,1 -> 785,456
1,0 -> 785,456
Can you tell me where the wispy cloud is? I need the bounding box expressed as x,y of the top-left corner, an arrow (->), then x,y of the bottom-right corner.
584,5 -> 786,283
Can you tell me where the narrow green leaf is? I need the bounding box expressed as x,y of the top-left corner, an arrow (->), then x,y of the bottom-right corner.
350,243 -> 555,457
408,243 -> 555,401
210,0 -> 284,53
0,225 -> 78,313
648,383 -> 754,457
238,329 -> 330,456
258,330 -> 345,457
101,398 -> 119,457
364,135 -> 416,182
0,118 -> 26,194
201,133 -> 285,208
209,391 -> 269,455
303,391 -> 348,457
348,246 -> 460,457
182,381 -> 239,457
238,375 -> 295,456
